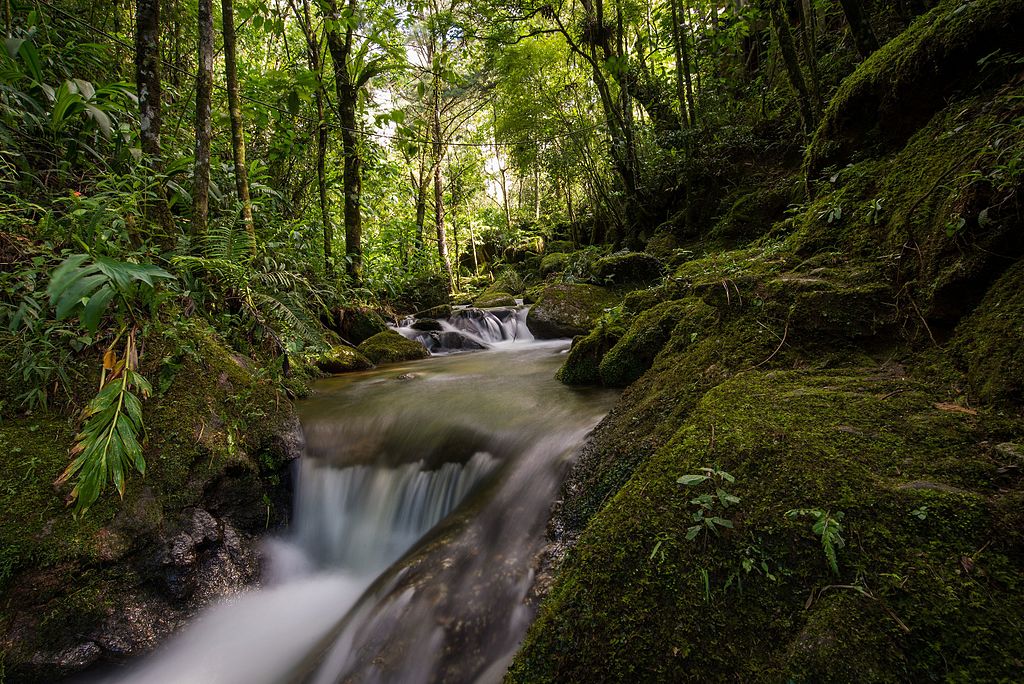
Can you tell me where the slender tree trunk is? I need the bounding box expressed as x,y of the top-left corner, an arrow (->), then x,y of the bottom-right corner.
414,163 -> 429,249
135,0 -> 174,240
839,0 -> 880,58
193,0 -> 214,236
798,0 -> 823,112
293,0 -> 332,273
432,69 -> 453,293
326,0 -> 363,283
669,0 -> 691,127
770,0 -> 815,133
533,166 -> 541,220
221,0 -> 254,247
468,218 -> 479,276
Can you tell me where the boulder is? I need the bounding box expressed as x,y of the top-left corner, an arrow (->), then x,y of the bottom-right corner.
313,345 -> 374,374
357,330 -> 430,364
474,290 -> 518,308
526,284 -> 618,339
333,306 -> 388,345
411,318 -> 444,332
540,252 -> 569,276
590,251 -> 663,285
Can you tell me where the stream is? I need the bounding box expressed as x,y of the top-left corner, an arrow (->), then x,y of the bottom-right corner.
97,307 -> 616,684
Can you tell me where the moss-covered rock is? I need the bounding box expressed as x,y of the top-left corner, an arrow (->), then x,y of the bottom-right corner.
807,0 -> 1024,174
410,318 -> 443,332
599,299 -> 716,387
710,176 -> 799,241
590,251 -> 663,285
0,320 -> 300,681
312,345 -> 374,373
357,330 -> 430,364
545,239 -> 574,254
556,324 -> 624,386
511,368 -> 1024,682
952,259 -> 1024,405
522,284 -> 546,305
332,306 -> 389,345
526,284 -> 619,339
473,290 -> 518,308
540,252 -> 569,276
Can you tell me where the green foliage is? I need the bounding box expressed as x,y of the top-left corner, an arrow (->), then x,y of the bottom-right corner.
47,253 -> 174,333
56,333 -> 151,516
786,508 -> 846,577
678,468 -> 740,541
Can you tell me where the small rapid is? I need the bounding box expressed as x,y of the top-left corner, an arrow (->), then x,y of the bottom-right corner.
94,308 -> 616,684
394,305 -> 533,353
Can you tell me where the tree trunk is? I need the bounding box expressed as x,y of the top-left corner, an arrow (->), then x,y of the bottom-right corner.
414,164 -> 429,250
468,218 -> 479,276
533,166 -> 541,220
221,0 -> 254,247
193,0 -> 214,236
838,0 -> 880,58
432,70 -> 453,293
326,0 -> 363,283
770,0 -> 815,134
134,0 -> 174,240
292,0 -> 332,273
669,0 -> 692,127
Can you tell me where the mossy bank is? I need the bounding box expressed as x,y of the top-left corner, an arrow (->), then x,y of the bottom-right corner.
0,319 -> 303,682
510,1 -> 1024,680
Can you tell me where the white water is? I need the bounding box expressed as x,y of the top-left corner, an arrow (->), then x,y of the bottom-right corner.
395,306 -> 533,353
97,312 -> 615,684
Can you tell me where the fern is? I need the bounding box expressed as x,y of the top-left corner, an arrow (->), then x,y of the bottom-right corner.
786,508 -> 846,577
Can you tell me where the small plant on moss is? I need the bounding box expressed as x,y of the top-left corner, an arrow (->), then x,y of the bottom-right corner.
786,508 -> 845,576
865,198 -> 884,225
910,505 -> 929,521
818,201 -> 844,224
678,468 -> 740,541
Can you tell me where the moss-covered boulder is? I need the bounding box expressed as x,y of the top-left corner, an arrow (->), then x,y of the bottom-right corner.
953,259 -> 1024,405
473,290 -> 517,308
312,345 -> 374,373
511,368 -> 1024,682
556,324 -> 624,386
419,304 -> 452,319
522,284 -> 546,305
333,306 -> 388,345
599,299 -> 716,387
526,284 -> 618,339
590,251 -> 663,285
357,330 -> 430,364
545,239 -> 574,254
540,252 -> 569,276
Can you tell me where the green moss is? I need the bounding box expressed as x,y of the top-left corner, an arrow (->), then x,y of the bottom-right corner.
952,259 -> 1024,405
807,0 -> 1024,173
599,299 -> 716,388
526,283 -> 619,339
540,252 -> 569,276
511,369 -> 1023,682
556,324 -> 623,386
710,176 -> 800,242
473,290 -> 518,308
545,240 -> 574,254
357,330 -> 430,364
311,345 -> 374,374
591,251 -> 663,285
334,306 -> 388,345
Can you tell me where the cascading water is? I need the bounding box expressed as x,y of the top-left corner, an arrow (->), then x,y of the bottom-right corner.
394,306 -> 533,353
95,320 -> 615,684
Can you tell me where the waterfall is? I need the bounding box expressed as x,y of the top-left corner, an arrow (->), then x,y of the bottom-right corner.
97,343 -> 617,684
395,306 -> 533,353
292,453 -> 497,573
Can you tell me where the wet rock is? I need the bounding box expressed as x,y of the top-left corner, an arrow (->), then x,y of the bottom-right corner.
526,283 -> 618,339
33,641 -> 101,675
422,331 -> 488,352
358,330 -> 431,364
540,252 -> 569,276
189,508 -> 221,546
313,345 -> 375,374
474,290 -> 517,308
411,318 -> 444,331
